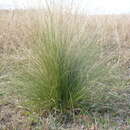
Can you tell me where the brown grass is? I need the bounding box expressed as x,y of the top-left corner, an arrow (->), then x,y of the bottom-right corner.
0,10 -> 129,60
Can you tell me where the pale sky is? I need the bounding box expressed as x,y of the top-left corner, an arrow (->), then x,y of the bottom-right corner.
0,0 -> 130,14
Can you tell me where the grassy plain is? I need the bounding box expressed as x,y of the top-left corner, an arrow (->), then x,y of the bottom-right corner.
0,9 -> 130,129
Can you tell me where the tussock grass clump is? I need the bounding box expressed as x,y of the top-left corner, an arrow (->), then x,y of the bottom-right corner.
19,9 -> 122,114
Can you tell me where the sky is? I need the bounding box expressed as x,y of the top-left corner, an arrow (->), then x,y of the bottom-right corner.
0,0 -> 130,14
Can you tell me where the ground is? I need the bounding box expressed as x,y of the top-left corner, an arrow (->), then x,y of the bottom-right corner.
0,55 -> 130,130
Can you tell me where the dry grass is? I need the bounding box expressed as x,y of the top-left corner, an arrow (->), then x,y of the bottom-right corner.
0,10 -> 130,61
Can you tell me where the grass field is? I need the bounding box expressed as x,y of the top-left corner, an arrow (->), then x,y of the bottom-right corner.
0,9 -> 130,130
